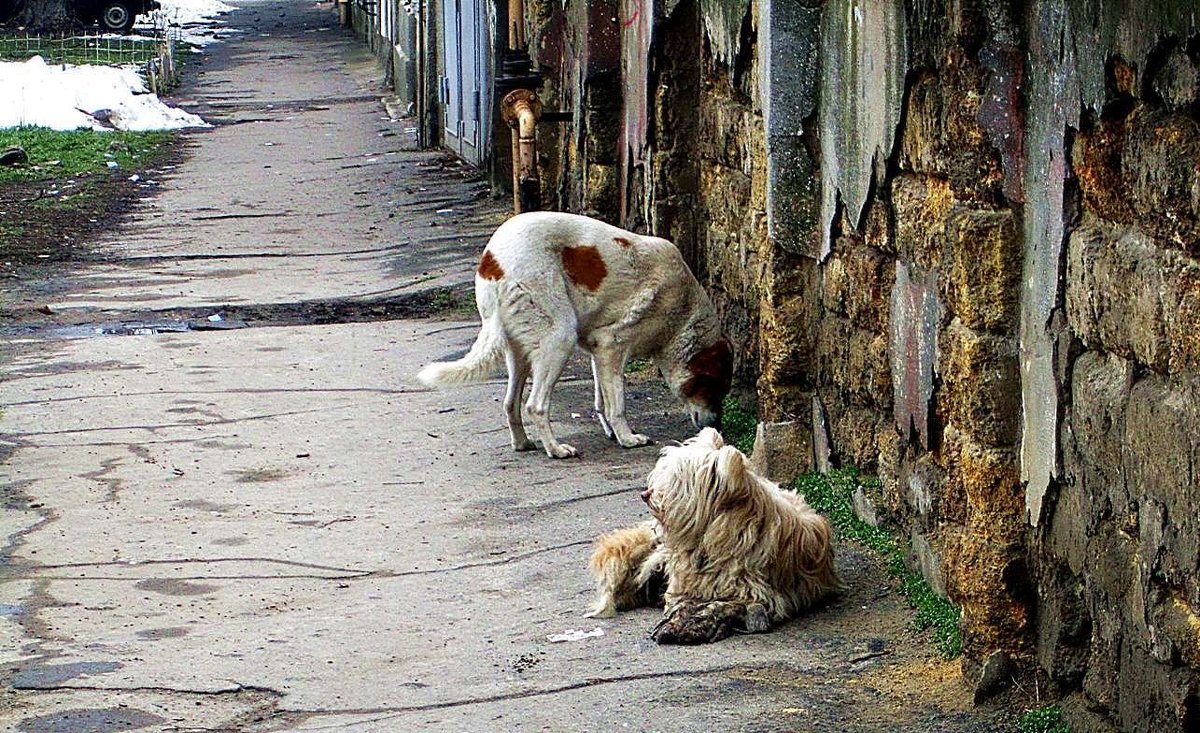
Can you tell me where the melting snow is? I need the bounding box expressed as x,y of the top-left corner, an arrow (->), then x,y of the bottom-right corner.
0,56 -> 209,131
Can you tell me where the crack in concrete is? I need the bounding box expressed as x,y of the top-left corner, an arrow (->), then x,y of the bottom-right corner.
12,399 -> 406,438
117,244 -> 414,263
270,664 -> 763,728
12,681 -> 285,697
192,211 -> 292,222
518,485 -> 638,511
23,540 -> 593,583
3,387 -> 417,408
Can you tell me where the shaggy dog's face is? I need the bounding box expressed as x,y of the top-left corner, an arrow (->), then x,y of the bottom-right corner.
641,427 -> 754,547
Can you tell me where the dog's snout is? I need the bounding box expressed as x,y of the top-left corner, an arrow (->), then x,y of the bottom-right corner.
640,487 -> 654,504
692,408 -> 720,431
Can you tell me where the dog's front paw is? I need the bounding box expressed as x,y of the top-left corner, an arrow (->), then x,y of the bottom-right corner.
583,599 -> 616,619
545,442 -> 578,459
617,433 -> 652,448
512,438 -> 536,452
651,600 -> 739,645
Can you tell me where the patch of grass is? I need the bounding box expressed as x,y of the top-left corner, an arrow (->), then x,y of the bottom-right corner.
1016,705 -> 1070,733
0,127 -> 173,183
792,468 -> 963,659
720,394 -> 757,455
625,358 -> 651,374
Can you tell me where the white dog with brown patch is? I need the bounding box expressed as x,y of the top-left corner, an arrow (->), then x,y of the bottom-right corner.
418,212 -> 732,458
586,428 -> 839,643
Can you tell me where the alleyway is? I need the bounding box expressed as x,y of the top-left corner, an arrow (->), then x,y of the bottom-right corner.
2,2 -> 1016,731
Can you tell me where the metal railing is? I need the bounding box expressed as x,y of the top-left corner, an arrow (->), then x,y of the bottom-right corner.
0,17 -> 181,93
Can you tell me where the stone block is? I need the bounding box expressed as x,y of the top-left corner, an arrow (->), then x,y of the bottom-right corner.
748,420 -> 813,483
811,394 -> 832,474
898,53 -> 1004,205
1036,562 -> 1091,685
898,452 -> 945,526
842,245 -> 893,334
757,285 -> 817,405
910,530 -> 946,596
892,174 -> 954,273
1151,45 -> 1200,111
942,207 -> 1020,333
889,261 -> 941,449
1073,116 -> 1137,225
821,251 -> 848,316
584,163 -> 618,219
1066,223 -> 1200,374
1064,350 -> 1135,521
765,133 -> 820,258
817,316 -> 890,409
1123,374 -> 1200,589
936,319 -> 1020,448
827,400 -> 883,471
1123,109 -> 1200,254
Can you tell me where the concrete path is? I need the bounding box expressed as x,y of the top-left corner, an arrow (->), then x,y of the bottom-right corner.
1,2 -> 1013,731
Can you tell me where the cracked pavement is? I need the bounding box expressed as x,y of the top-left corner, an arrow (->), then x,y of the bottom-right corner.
1,1 -> 1015,731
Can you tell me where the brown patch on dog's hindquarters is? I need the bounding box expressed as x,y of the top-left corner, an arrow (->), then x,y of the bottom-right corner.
614,236 -> 635,248
477,250 -> 505,281
561,245 -> 607,291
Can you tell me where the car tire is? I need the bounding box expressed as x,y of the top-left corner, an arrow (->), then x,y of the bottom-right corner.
99,1 -> 135,33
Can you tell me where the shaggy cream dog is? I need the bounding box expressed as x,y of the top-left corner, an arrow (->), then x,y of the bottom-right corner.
417,211 -> 732,459
586,428 -> 839,643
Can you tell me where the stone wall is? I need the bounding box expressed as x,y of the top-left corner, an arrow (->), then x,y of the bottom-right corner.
1042,36 -> 1200,732
525,1 -> 1200,729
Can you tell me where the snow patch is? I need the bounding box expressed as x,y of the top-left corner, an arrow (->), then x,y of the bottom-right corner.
0,56 -> 209,131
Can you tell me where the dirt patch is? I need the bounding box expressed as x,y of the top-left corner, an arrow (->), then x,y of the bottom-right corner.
0,136 -> 187,311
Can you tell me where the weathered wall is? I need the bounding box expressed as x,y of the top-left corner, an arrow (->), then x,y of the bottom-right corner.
1041,24 -> 1200,732
529,1 -> 1199,728
812,1 -> 1200,730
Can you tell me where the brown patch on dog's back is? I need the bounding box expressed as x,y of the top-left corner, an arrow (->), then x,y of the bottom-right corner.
614,236 -> 635,248
562,245 -> 607,291
478,250 -> 505,281
681,339 -> 734,409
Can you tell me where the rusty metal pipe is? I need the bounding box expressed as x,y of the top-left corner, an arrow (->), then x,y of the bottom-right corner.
507,0 -> 525,49
501,88 -> 542,213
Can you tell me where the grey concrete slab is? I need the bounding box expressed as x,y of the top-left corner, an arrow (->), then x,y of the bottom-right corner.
2,321 -> 1000,732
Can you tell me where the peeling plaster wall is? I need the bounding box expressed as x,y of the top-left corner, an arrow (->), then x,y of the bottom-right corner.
809,1 -> 1200,729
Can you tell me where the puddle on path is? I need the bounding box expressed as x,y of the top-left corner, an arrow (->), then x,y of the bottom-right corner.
10,661 -> 121,689
16,707 -> 165,733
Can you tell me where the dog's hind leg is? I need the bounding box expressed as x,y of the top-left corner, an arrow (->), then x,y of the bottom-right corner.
525,322 -> 578,459
503,346 -> 534,451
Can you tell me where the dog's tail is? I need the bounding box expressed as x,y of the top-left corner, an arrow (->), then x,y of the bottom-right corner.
417,307 -> 505,387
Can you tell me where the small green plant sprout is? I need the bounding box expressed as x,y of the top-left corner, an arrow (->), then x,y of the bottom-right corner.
1016,704 -> 1070,733
719,394 -> 757,455
624,358 -> 650,374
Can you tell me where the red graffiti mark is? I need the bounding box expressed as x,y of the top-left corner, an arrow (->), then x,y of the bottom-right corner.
622,0 -> 641,28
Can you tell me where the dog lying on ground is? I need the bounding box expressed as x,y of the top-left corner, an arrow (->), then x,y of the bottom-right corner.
418,211 -> 732,458
585,428 -> 839,643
